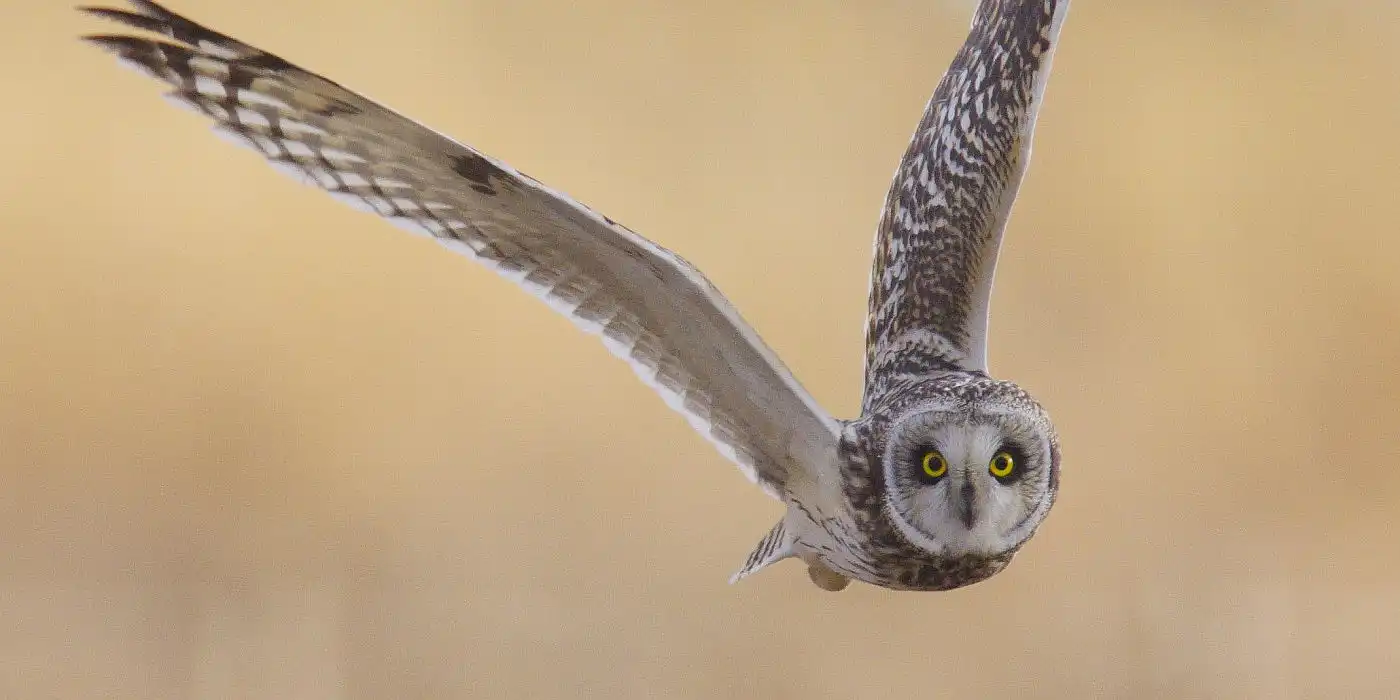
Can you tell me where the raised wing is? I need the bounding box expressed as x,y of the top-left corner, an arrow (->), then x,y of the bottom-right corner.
80,0 -> 842,499
862,0 -> 1070,405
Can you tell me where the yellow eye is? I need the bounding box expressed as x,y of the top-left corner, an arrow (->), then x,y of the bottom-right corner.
989,451 -> 1016,479
921,451 -> 948,479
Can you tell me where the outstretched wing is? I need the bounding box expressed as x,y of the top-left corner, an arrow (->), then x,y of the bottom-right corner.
80,0 -> 842,499
862,0 -> 1070,404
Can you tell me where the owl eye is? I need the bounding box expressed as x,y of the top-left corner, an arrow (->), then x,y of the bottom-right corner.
989,451 -> 1018,482
920,450 -> 948,481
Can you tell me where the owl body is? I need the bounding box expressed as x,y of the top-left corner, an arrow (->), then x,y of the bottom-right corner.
82,0 -> 1071,592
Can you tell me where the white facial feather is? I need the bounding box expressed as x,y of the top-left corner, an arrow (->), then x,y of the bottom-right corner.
883,407 -> 1051,558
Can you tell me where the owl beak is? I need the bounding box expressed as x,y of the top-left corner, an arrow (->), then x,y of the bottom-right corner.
957,480 -> 977,529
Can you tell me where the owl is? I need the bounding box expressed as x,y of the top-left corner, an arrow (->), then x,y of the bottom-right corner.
82,0 -> 1070,592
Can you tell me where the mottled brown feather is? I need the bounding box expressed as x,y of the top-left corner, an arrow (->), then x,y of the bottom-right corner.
862,0 -> 1070,409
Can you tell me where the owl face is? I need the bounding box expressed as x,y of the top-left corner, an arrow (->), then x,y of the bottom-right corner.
879,392 -> 1058,560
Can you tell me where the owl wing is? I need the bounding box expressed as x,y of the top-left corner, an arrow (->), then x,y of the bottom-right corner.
861,0 -> 1070,404
80,0 -> 842,500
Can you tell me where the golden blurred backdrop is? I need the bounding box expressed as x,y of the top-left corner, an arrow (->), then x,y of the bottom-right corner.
3,0 -> 1400,697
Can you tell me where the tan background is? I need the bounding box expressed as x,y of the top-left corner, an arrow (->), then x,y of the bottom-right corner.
3,0 -> 1400,697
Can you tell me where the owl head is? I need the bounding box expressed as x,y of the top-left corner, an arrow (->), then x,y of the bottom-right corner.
878,379 -> 1059,559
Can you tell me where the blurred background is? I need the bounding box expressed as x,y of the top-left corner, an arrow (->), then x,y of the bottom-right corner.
3,0 -> 1400,697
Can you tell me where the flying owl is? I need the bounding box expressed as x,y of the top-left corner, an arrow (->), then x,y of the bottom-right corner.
82,0 -> 1070,592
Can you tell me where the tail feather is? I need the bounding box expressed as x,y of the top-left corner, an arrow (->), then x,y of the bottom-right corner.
729,519 -> 794,584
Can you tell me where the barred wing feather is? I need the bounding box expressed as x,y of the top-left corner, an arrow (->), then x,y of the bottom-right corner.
81,0 -> 842,498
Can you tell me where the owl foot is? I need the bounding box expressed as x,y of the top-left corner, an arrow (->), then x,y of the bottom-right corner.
807,563 -> 851,592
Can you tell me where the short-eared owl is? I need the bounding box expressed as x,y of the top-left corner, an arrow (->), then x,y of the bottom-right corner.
82,0 -> 1069,592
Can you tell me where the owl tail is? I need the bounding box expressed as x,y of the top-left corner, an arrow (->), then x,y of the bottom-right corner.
728,519 -> 795,584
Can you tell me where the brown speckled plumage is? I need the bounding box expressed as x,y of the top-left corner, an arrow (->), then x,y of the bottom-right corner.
864,0 -> 1065,409
80,0 -> 1070,593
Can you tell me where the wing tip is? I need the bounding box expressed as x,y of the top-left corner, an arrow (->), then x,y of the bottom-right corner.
77,0 -> 174,18
77,3 -> 165,31
77,3 -> 172,54
78,33 -> 142,50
